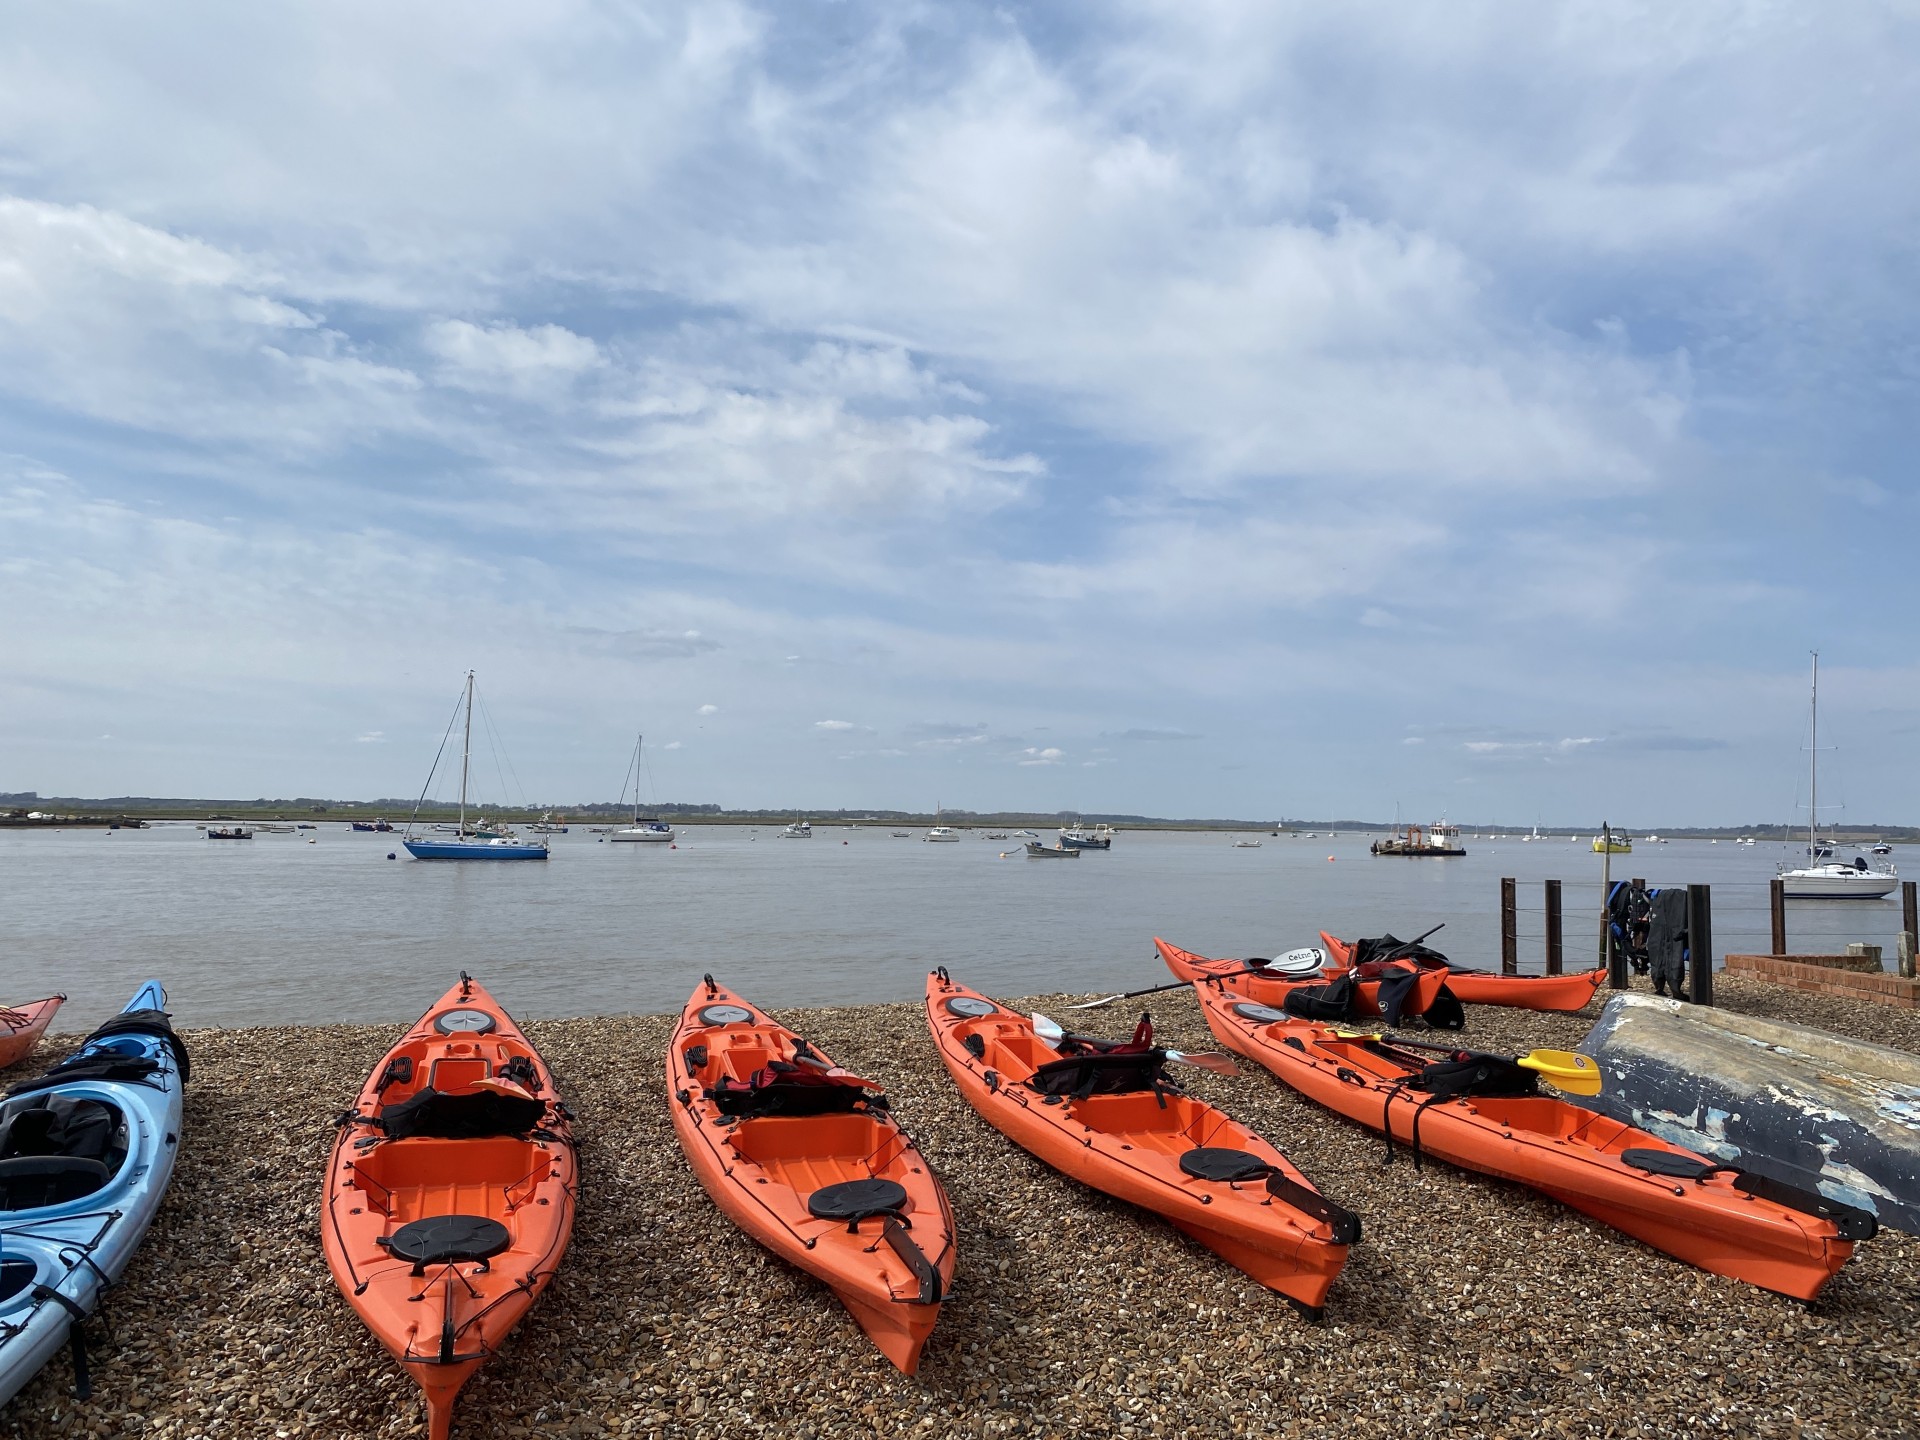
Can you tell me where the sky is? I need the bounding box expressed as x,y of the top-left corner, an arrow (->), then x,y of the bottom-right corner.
2,1 -> 1917,826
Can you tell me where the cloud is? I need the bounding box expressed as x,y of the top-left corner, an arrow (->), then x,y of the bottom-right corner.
1463,737 -> 1600,756
1017,746 -> 1066,766
355,731 -> 386,744
1101,728 -> 1200,742
662,741 -> 683,750
425,319 -> 603,390
697,704 -> 719,716
813,719 -> 856,731
1402,736 -> 1425,746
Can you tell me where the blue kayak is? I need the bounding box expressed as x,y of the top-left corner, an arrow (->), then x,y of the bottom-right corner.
0,982 -> 188,1408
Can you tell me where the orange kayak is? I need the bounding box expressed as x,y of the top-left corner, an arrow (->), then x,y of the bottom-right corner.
0,995 -> 64,1069
1191,981 -> 1871,1300
1155,937 -> 1452,1026
323,976 -> 577,1440
1322,932 -> 1606,1012
925,969 -> 1357,1316
669,977 -> 955,1374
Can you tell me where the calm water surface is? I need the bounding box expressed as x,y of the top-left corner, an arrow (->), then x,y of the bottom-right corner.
2,826 -> 1907,1029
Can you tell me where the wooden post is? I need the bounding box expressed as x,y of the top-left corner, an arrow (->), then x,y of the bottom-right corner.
1687,883 -> 1713,1007
1544,879 -> 1563,975
1902,881 -> 1919,981
1500,876 -> 1518,975
1770,877 -> 1787,956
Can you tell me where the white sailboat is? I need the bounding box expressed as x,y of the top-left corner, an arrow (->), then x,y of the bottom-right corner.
1779,652 -> 1897,899
402,672 -> 549,861
609,732 -> 676,843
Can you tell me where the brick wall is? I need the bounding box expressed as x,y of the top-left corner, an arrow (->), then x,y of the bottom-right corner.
1723,953 -> 1920,1008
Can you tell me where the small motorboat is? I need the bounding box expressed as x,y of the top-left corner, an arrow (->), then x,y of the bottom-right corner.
1232,839 -> 1263,848
779,820 -> 813,839
1024,841 -> 1080,858
205,827 -> 253,840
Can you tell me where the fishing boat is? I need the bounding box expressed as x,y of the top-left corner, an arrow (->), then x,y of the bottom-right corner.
1023,841 -> 1080,858
925,805 -> 960,843
609,734 -> 675,842
401,674 -> 549,861
1191,985 -> 1871,1299
0,983 -> 188,1407
205,827 -> 253,840
322,975 -> 574,1440
1592,833 -> 1633,854
0,997 -> 64,1070
1779,654 -> 1898,898
779,819 -> 813,839
1059,822 -> 1114,850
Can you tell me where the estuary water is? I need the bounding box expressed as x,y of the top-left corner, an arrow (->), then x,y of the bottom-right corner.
1,824 -> 1908,1030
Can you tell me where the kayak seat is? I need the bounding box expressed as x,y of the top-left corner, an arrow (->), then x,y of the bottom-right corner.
0,1154 -> 112,1210
380,1214 -> 513,1275
1621,1148 -> 1736,1180
1179,1147 -> 1271,1182
807,1177 -> 910,1227
379,1087 -> 547,1140
0,1095 -> 121,1167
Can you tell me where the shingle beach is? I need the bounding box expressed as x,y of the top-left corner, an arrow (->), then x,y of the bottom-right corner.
3,975 -> 1915,1440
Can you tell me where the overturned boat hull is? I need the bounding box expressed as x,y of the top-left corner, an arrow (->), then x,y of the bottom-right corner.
1578,993 -> 1920,1237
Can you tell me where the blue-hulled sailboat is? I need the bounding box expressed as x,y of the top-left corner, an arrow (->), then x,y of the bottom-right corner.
402,672 -> 549,861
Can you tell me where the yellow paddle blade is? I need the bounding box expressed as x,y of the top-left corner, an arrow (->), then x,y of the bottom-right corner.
1518,1049 -> 1602,1096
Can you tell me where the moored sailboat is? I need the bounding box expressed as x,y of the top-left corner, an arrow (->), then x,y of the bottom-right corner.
402,673 -> 549,861
1778,654 -> 1897,899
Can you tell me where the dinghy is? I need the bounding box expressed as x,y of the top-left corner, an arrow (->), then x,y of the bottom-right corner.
1579,993 -> 1920,1237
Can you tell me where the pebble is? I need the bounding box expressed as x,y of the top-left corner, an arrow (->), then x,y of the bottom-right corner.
1,975 -> 1913,1438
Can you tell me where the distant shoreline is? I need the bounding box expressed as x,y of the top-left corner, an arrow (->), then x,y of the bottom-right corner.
1,804 -> 1913,842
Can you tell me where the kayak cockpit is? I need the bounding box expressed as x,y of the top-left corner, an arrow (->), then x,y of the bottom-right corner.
0,1095 -> 131,1211
1067,1092 -> 1251,1150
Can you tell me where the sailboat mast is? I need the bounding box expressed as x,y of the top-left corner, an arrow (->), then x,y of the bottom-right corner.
1807,652 -> 1819,860
460,669 -> 474,836
633,732 -> 643,826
